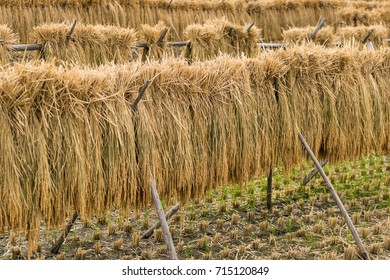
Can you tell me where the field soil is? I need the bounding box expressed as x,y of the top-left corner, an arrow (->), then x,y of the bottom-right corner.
1,155 -> 389,260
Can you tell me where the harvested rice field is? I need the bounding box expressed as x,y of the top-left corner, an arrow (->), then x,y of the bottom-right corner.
0,0 -> 389,261
1,154 -> 389,260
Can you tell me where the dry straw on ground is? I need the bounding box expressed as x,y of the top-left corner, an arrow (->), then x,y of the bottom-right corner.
0,45 -> 389,255
32,22 -> 137,65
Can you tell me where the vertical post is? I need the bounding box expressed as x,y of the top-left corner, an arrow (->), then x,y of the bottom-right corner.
267,168 -> 272,210
151,177 -> 178,260
353,13 -> 358,27
298,132 -> 369,260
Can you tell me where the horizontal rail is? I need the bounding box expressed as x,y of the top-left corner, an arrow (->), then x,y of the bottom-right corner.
5,41 -> 286,52
8,44 -> 43,51
167,41 -> 191,47
259,43 -> 287,48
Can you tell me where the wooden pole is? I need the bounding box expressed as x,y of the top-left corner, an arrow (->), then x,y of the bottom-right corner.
131,80 -> 151,111
302,159 -> 328,186
298,132 -> 370,260
267,168 -> 272,210
141,203 -> 180,239
259,43 -> 287,49
245,22 -> 255,33
7,44 -> 43,51
310,17 -> 326,40
50,211 -> 78,254
65,20 -> 77,46
151,177 -> 178,260
362,29 -> 374,44
157,28 -> 169,45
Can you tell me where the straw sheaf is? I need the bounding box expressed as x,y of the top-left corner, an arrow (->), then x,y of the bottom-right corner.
338,25 -> 389,45
0,46 -> 390,253
139,22 -> 170,61
32,22 -> 137,65
0,25 -> 18,65
283,26 -> 336,46
247,0 -> 342,41
337,4 -> 390,26
184,19 -> 260,61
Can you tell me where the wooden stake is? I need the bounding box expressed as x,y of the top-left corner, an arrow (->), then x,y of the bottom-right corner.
362,28 -> 374,44
245,22 -> 255,33
267,168 -> 272,210
157,28 -> 169,45
310,17 -> 326,40
302,159 -> 328,186
298,132 -> 370,260
151,177 -> 178,259
141,203 -> 180,239
132,80 -> 151,111
65,20 -> 77,46
51,211 -> 78,254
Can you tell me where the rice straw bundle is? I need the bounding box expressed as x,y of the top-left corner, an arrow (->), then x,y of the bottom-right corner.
211,18 -> 261,57
139,22 -> 170,61
184,22 -> 224,61
184,19 -> 260,61
337,25 -> 389,46
139,0 -> 249,41
283,26 -> 336,46
0,61 -> 138,256
337,7 -> 372,26
0,0 -> 249,43
1,44 -> 390,254
247,0 -> 344,41
0,1 -> 139,43
32,22 -> 137,65
0,25 -> 18,65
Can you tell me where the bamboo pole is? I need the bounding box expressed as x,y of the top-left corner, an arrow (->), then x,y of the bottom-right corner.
298,132 -> 370,260
151,177 -> 178,260
7,44 -> 43,51
302,159 -> 328,186
141,203 -> 180,239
